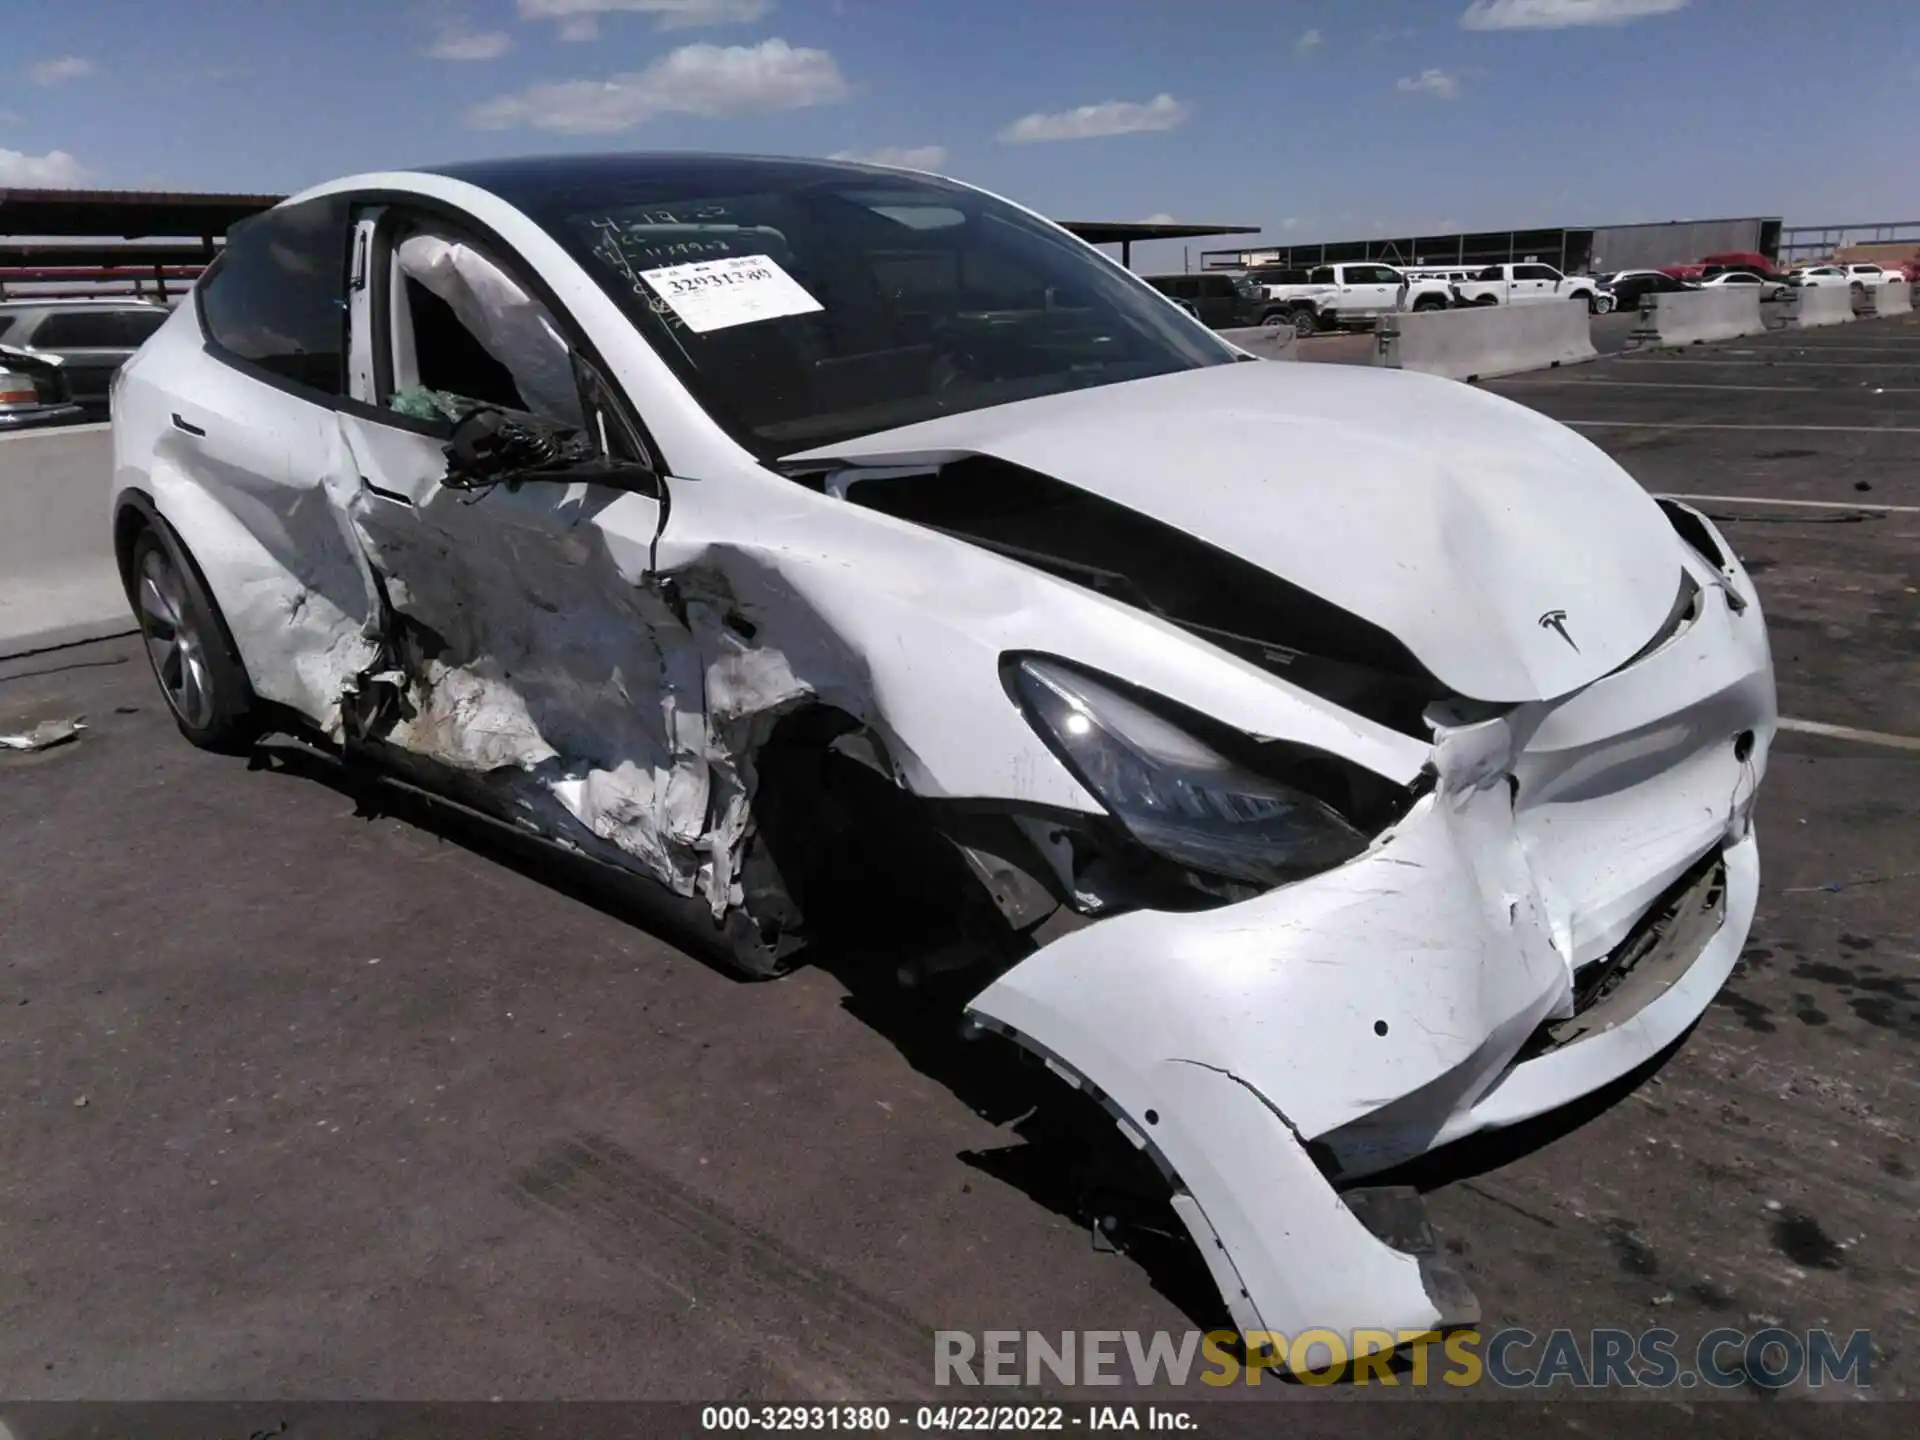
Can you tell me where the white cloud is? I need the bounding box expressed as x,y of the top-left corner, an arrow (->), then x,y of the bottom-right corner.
1460,0 -> 1686,29
997,93 -> 1191,144
517,0 -> 772,41
468,38 -> 849,133
0,147 -> 89,185
29,56 -> 96,87
1281,217 -> 1301,232
830,144 -> 948,170
1396,68 -> 1461,99
1294,28 -> 1322,53
1141,212 -> 1177,225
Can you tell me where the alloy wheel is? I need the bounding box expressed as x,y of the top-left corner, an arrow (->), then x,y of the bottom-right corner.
137,545 -> 216,730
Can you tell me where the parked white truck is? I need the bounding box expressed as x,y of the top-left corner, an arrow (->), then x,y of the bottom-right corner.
1249,263 -> 1453,335
1450,262 -> 1613,314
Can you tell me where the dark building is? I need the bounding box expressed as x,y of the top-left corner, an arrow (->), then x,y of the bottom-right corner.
1202,217 -> 1783,276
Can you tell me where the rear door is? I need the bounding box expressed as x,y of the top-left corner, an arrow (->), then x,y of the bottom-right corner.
1196,275 -> 1237,328
1512,264 -> 1559,304
139,193 -> 384,723
1353,265 -> 1402,315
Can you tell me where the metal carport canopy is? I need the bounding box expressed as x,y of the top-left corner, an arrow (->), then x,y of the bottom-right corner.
0,187 -> 283,242
1055,220 -> 1263,269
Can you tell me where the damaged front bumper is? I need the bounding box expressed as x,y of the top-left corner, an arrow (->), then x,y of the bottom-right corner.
966,530 -> 1774,1342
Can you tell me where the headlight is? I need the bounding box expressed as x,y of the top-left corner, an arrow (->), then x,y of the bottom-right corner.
1011,657 -> 1367,888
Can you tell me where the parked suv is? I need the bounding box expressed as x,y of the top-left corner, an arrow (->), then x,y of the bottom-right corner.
1141,272 -> 1262,330
107,152 -> 1777,1356
0,299 -> 173,414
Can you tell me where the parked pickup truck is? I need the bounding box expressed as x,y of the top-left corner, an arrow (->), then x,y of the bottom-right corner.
1251,263 -> 1453,335
1243,266 -> 1335,337
1450,263 -> 1612,314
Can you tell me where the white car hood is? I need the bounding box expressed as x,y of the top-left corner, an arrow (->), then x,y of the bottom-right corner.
785,361 -> 1684,703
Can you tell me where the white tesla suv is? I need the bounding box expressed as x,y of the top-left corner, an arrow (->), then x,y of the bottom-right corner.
111,154 -> 1776,1350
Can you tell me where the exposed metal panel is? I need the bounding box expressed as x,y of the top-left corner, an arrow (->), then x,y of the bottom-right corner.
1587,220 -> 1770,272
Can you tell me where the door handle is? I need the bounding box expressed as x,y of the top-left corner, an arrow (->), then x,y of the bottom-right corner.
170,413 -> 206,437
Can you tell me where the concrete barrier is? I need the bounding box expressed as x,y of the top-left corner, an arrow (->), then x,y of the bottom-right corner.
1372,302 -> 1595,382
1217,325 -> 1299,361
1862,281 -> 1913,317
0,423 -> 129,658
1781,285 -> 1855,329
1631,289 -> 1765,347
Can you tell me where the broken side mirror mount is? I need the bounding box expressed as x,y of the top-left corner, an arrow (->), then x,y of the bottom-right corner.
441,406 -> 659,496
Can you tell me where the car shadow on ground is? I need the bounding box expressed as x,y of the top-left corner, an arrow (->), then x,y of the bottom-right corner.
241,732 -> 1236,1330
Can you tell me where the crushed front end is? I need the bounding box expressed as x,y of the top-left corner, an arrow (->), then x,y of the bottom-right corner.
965,502 -> 1774,1343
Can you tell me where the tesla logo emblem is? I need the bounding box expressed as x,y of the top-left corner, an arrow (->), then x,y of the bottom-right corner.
1539,610 -> 1579,651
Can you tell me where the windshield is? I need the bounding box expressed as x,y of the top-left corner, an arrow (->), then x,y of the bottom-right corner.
516,169 -> 1238,457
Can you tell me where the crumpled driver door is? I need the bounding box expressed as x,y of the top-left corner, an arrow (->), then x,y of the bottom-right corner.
332,203 -> 715,900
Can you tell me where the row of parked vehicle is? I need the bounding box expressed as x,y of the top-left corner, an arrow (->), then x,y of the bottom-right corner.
1146,261 -> 1620,338
0,296 -> 174,430
1148,249 -> 1914,338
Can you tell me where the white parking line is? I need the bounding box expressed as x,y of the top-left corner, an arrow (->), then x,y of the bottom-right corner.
1779,718 -> 1920,753
1566,420 -> 1920,434
1656,492 -> 1920,514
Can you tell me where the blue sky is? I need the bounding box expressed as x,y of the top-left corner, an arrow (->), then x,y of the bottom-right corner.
4,0 -> 1916,270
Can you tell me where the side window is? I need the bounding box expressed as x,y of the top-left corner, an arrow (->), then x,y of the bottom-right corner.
1514,264 -> 1554,281
119,310 -> 170,345
1308,266 -> 1335,285
32,310 -> 128,347
1475,266 -> 1504,282
382,215 -> 588,435
199,195 -> 353,395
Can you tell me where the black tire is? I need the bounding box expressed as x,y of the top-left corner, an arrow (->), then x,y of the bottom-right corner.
1475,295 -> 1500,307
1412,295 -> 1446,312
1258,310 -> 1291,330
127,522 -> 258,753
1291,306 -> 1320,339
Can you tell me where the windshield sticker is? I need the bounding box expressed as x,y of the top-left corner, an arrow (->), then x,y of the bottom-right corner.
638,254 -> 823,334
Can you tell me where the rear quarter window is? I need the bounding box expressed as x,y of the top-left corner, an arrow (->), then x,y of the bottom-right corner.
197,194 -> 353,395
31,311 -> 133,348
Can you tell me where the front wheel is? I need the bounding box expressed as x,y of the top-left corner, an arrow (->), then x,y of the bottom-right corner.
1475,295 -> 1500,307
1411,295 -> 1446,312
128,525 -> 258,752
1291,307 -> 1320,339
